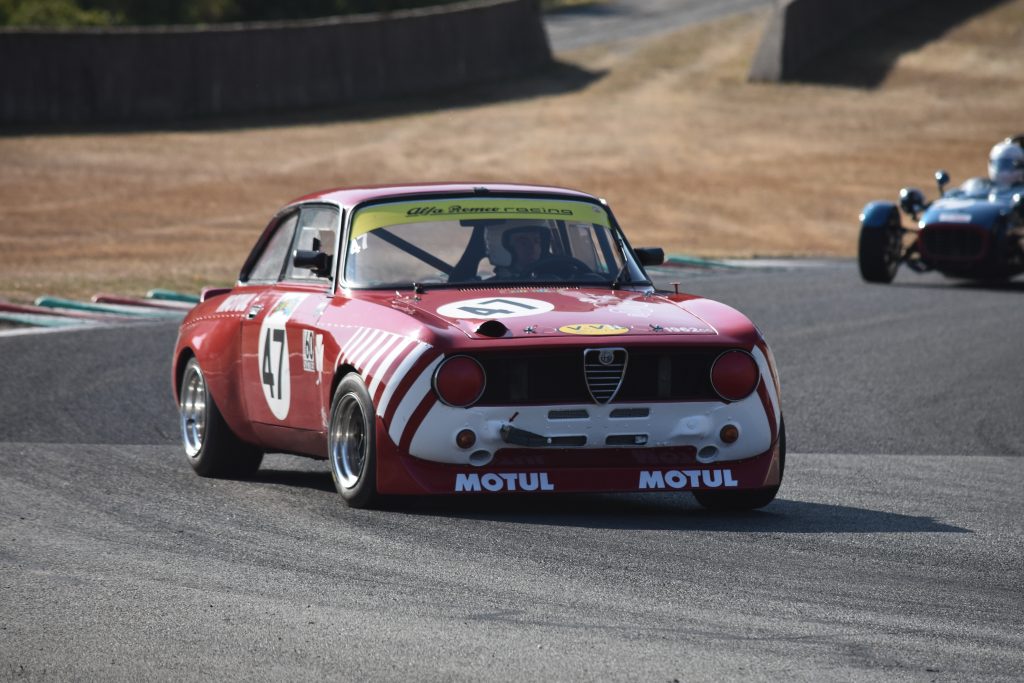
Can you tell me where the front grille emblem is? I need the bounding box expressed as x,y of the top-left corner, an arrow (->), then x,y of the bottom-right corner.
584,348 -> 627,404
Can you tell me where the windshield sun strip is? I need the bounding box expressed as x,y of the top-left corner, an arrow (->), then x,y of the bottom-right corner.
339,194 -> 647,290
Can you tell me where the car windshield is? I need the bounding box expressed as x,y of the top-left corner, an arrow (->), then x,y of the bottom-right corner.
344,197 -> 649,289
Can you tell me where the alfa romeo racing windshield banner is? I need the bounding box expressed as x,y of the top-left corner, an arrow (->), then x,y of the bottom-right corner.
351,198 -> 611,239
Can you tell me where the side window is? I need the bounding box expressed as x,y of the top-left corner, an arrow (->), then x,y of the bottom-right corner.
247,212 -> 299,283
283,205 -> 339,283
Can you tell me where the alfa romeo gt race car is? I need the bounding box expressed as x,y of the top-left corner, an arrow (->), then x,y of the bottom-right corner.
173,183 -> 785,509
858,135 -> 1024,283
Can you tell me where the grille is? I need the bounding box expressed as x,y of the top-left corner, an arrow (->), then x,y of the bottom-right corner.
584,348 -> 627,404
610,408 -> 650,418
474,348 -> 719,405
548,409 -> 589,420
921,226 -> 985,260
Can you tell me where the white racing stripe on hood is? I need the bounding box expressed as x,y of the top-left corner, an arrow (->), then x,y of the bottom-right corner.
376,342 -> 432,418
350,329 -> 387,369
341,327 -> 373,365
387,356 -> 442,444
362,334 -> 401,378
750,346 -> 781,426
369,338 -> 414,397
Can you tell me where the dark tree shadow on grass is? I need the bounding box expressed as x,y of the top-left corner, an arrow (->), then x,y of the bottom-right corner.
0,61 -> 605,137
794,0 -> 1009,88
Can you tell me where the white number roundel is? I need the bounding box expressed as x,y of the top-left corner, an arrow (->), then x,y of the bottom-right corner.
257,294 -> 308,420
436,297 -> 554,320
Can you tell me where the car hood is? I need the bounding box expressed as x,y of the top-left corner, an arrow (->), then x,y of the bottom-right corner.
392,287 -> 723,339
923,196 -> 1011,228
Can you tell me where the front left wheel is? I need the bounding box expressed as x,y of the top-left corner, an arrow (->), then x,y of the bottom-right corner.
328,374 -> 379,509
693,419 -> 785,511
179,357 -> 263,478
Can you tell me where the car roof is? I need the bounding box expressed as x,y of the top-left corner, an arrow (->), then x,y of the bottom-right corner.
284,182 -> 599,210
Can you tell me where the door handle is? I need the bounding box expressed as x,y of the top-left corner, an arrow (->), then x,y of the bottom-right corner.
246,304 -> 264,319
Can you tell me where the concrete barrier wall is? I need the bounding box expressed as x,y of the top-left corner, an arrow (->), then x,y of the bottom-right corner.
0,0 -> 551,125
749,0 -> 916,81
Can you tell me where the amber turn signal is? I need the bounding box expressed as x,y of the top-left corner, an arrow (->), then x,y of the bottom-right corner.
720,424 -> 739,444
456,429 -> 477,449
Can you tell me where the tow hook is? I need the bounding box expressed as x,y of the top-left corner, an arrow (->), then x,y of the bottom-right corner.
500,424 -> 551,447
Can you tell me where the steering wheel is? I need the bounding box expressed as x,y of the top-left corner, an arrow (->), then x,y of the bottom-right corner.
528,256 -> 593,279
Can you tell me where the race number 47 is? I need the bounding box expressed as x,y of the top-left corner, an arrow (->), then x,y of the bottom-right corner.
456,298 -> 538,316
262,328 -> 286,398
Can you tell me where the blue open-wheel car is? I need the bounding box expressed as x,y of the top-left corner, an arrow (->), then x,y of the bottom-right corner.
858,135 -> 1024,283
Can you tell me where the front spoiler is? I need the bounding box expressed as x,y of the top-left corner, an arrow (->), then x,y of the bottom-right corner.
375,426 -> 782,495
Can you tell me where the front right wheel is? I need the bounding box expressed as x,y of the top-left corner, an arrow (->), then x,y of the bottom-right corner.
328,373 -> 379,509
858,224 -> 902,283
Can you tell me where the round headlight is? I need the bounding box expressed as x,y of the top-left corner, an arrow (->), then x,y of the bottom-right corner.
433,356 -> 486,407
710,350 -> 759,402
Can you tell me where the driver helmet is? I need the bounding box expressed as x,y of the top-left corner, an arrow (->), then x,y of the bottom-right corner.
502,225 -> 550,269
988,138 -> 1024,187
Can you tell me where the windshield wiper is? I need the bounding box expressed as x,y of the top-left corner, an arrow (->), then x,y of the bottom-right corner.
610,263 -> 630,290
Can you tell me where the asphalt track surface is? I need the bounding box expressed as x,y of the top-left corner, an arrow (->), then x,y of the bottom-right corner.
544,0 -> 773,52
2,261 -> 1023,681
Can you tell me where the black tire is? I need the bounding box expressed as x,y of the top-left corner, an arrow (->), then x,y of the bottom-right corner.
693,419 -> 785,511
179,357 -> 263,478
328,373 -> 378,509
858,223 -> 902,283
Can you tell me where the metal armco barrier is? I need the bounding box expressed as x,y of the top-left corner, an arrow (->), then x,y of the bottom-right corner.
0,0 -> 551,125
749,0 -> 916,81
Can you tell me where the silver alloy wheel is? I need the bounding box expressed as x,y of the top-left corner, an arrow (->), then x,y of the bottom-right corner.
180,362 -> 207,458
330,393 -> 366,489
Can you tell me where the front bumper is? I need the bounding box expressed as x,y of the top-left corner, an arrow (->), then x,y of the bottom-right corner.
376,432 -> 782,495
406,393 -> 774,467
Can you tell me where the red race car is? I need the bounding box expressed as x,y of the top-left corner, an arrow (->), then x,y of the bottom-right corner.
173,183 -> 784,509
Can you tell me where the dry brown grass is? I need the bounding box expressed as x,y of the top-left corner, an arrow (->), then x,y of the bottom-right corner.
1,1 -> 1023,300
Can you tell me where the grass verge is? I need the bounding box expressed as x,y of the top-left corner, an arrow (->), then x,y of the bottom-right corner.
0,1 -> 1022,300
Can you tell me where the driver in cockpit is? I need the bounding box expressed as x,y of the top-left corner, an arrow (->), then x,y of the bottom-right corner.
490,225 -> 551,279
988,136 -> 1024,189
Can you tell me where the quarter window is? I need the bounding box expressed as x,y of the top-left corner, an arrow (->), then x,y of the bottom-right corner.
247,212 -> 299,283
284,206 -> 339,283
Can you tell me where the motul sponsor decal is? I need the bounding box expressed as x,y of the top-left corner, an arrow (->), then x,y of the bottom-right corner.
215,293 -> 255,313
638,469 -> 739,490
455,472 -> 555,492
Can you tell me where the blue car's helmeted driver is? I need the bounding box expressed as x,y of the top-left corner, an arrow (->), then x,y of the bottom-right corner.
988,136 -> 1024,188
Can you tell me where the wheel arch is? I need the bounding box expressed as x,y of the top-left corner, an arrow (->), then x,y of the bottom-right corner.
329,363 -> 361,408
172,347 -> 196,404
860,201 -> 901,229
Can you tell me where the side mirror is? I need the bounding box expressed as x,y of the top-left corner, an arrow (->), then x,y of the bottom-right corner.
935,169 -> 950,195
292,249 -> 332,278
899,187 -> 926,219
635,247 -> 665,266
